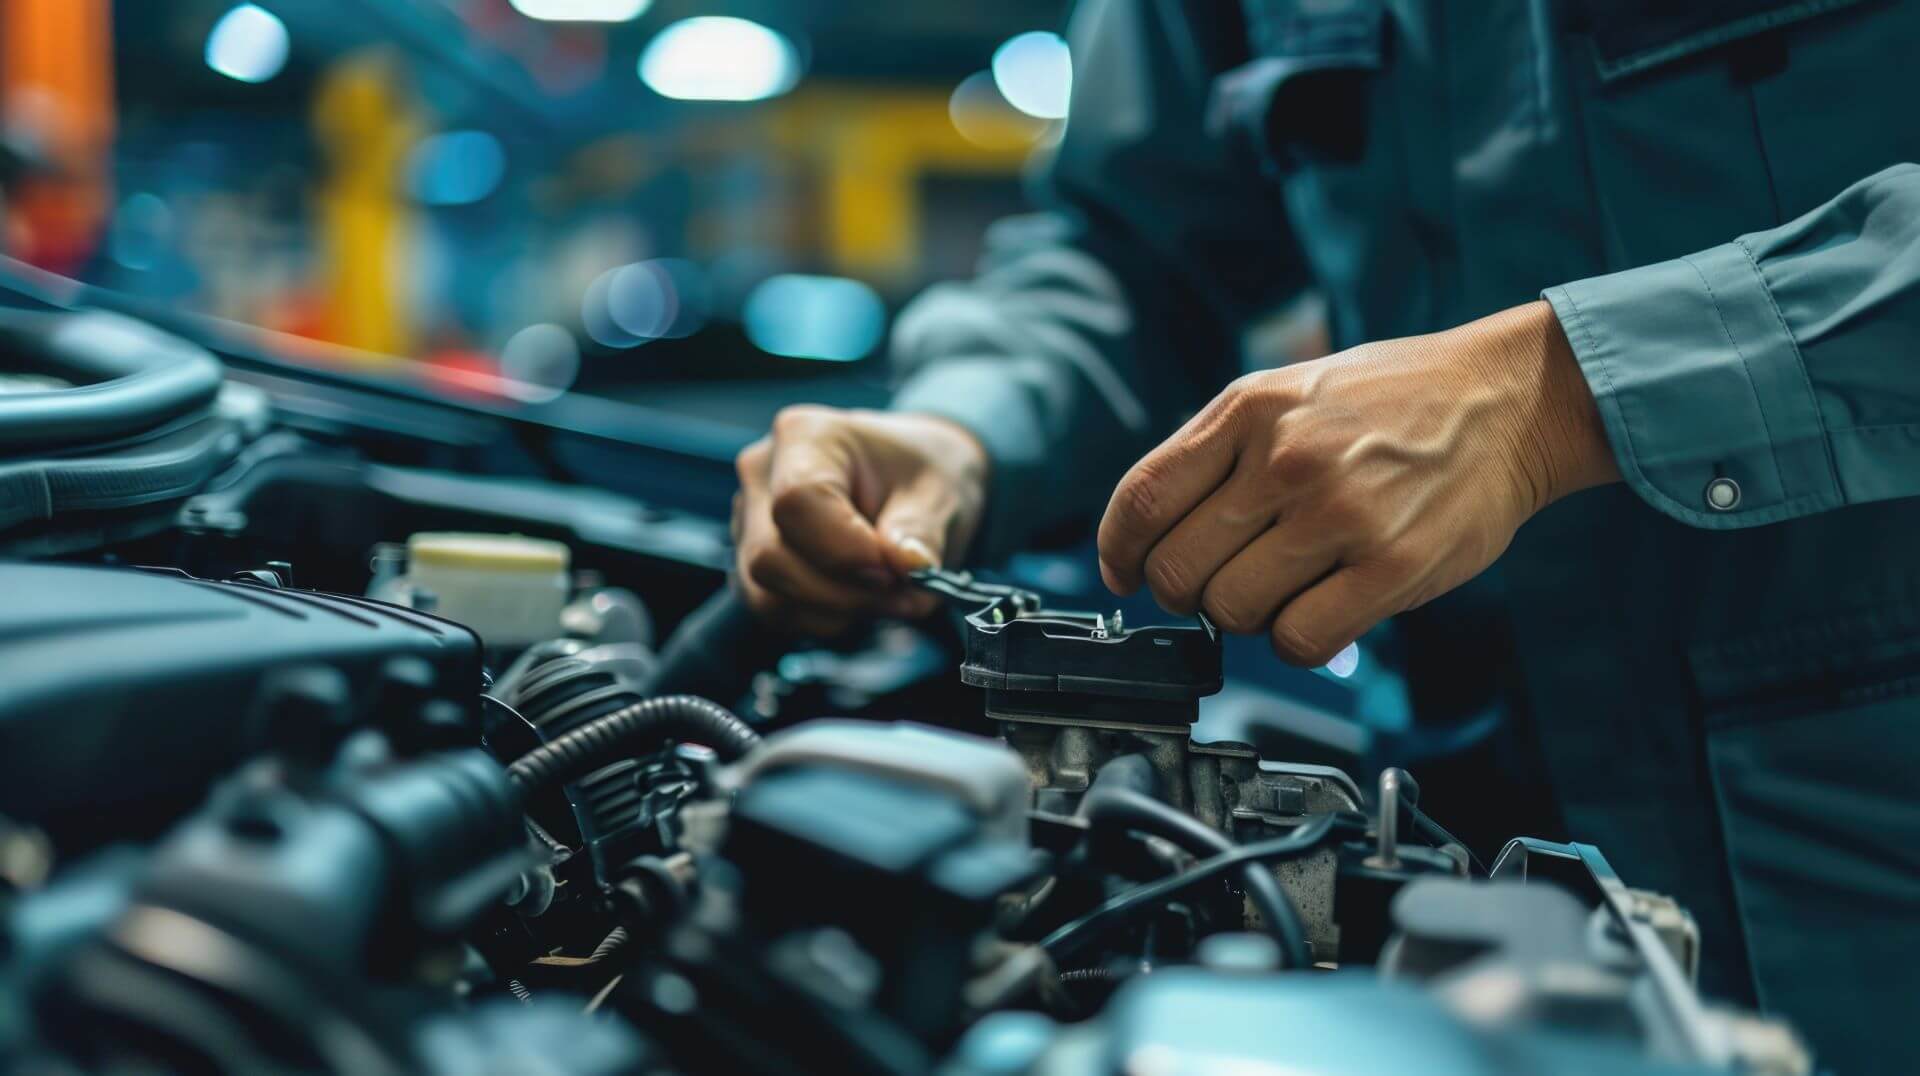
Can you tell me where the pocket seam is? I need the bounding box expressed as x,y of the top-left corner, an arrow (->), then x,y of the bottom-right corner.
1587,0 -> 1874,83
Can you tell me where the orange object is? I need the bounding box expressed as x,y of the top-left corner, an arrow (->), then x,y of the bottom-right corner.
1,0 -> 115,273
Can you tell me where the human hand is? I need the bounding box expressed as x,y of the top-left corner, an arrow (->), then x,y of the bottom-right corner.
1096,301 -> 1617,665
732,406 -> 989,637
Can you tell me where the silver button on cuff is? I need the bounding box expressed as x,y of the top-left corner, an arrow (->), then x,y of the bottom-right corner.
1705,477 -> 1741,511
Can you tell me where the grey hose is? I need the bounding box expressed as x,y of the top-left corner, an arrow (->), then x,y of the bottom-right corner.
506,694 -> 759,793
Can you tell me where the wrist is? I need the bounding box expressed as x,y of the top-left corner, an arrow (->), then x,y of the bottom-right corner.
1488,301 -> 1620,513
897,411 -> 991,488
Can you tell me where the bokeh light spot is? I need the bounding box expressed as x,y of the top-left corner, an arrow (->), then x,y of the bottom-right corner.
205,4 -> 289,84
949,71 -> 1049,149
639,17 -> 801,102
1324,642 -> 1361,679
991,31 -> 1071,120
499,323 -> 581,402
743,275 -> 886,362
407,131 -> 506,207
508,0 -> 651,22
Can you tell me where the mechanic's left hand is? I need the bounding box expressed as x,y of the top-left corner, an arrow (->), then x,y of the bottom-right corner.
1096,301 -> 1619,666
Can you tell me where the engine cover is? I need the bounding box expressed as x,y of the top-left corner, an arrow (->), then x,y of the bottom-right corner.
0,562 -> 481,841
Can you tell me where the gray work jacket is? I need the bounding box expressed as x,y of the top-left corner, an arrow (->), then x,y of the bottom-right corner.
890,1 -> 1920,1068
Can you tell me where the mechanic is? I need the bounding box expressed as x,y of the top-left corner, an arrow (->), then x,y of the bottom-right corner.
730,2 -> 1920,1068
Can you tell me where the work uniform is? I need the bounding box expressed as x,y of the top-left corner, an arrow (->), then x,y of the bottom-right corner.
889,1 -> 1920,1069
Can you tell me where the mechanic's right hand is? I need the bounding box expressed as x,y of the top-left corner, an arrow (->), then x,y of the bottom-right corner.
733,405 -> 989,637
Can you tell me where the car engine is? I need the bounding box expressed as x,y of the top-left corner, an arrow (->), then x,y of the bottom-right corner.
0,309 -> 1814,1075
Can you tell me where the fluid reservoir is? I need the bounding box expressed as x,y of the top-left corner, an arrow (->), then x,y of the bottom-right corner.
398,532 -> 570,649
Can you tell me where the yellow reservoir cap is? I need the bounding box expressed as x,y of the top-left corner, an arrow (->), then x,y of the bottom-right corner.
407,532 -> 570,573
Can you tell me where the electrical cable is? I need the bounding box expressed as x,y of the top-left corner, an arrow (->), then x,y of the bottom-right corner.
1405,799 -> 1487,876
1042,813 -> 1361,964
506,694 -> 759,794
1079,786 -> 1310,969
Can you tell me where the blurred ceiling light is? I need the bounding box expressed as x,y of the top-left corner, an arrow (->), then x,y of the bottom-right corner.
639,17 -> 800,102
206,4 -> 290,84
498,323 -> 581,403
743,274 -> 886,362
407,130 -> 507,206
991,31 -> 1071,120
949,70 -> 1050,149
508,0 -> 651,22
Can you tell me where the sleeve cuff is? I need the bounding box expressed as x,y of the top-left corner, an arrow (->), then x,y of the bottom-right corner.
1544,240 -> 1842,529
890,359 -> 1052,565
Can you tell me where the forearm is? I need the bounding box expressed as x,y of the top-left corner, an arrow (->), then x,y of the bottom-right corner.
1545,163 -> 1920,527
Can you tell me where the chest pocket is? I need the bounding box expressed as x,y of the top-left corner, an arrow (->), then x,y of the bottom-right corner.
1209,0 -> 1384,174
1565,0 -> 1919,265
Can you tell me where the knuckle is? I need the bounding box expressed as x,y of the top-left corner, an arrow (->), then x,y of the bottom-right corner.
1371,543 -> 1424,579
1201,589 -> 1263,635
1144,550 -> 1197,608
771,403 -> 833,439
1271,618 -> 1339,667
1262,439 -> 1323,486
1112,470 -> 1163,529
743,548 -> 783,591
735,438 -> 770,484
769,480 -> 836,530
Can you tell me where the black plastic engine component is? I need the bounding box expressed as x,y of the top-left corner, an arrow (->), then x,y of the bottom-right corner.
0,562 -> 482,844
28,749 -> 585,1076
912,568 -> 1222,726
631,722 -> 1038,1069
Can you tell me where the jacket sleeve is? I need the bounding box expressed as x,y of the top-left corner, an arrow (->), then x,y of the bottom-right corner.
1544,163 -> 1920,528
889,0 -> 1310,562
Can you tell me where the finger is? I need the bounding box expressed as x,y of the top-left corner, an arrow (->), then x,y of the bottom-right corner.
867,468 -> 972,620
767,427 -> 891,586
873,469 -> 964,571
1268,567 -> 1391,668
1198,526 -> 1339,635
734,548 -> 856,639
1141,471 -> 1279,615
742,543 -> 880,614
1098,406 -> 1245,595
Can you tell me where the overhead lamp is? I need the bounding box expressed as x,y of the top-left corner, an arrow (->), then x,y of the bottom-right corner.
992,31 -> 1072,120
205,4 -> 290,84
508,0 -> 651,22
639,17 -> 800,102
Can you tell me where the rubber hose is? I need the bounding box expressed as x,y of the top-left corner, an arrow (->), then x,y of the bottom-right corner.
1042,814 -> 1350,963
640,581 -> 790,701
0,310 -> 225,450
588,926 -> 630,965
1079,785 -> 1311,970
506,694 -> 759,793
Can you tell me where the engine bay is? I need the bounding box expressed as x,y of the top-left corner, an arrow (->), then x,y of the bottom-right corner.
0,309 -> 1813,1075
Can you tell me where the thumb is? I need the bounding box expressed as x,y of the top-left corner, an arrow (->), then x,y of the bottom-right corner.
873,475 -> 953,575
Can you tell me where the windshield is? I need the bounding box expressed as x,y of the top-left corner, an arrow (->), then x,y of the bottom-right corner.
2,0 -> 1067,428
